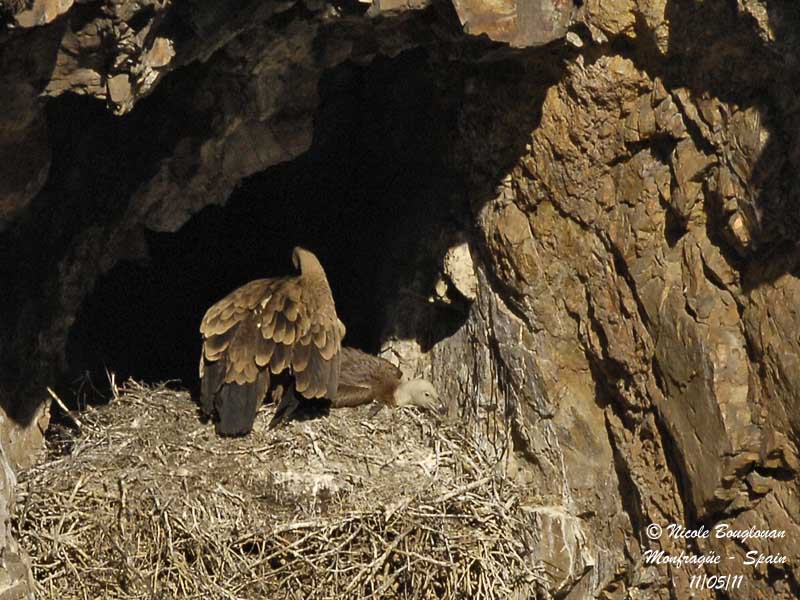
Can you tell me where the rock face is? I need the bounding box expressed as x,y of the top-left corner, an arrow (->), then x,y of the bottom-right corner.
452,0 -> 578,47
0,440 -> 34,600
2,0 -> 800,598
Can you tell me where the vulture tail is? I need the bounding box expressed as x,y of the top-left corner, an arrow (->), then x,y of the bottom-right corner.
200,360 -> 225,417
215,369 -> 269,436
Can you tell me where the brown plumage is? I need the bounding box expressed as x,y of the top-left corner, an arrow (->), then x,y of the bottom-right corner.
334,347 -> 442,413
198,247 -> 345,435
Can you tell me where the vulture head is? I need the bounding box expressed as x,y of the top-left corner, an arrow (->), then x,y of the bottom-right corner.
394,379 -> 445,414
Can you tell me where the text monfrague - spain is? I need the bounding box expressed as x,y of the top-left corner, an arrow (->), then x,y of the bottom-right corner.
643,549 -> 787,569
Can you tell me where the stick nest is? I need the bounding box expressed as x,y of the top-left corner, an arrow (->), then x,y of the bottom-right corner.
15,380 -> 547,599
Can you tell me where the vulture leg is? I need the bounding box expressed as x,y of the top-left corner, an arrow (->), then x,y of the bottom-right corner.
269,384 -> 300,429
368,403 -> 384,418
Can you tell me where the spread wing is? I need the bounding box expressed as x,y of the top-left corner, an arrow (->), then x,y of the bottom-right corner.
333,346 -> 402,408
199,275 -> 344,434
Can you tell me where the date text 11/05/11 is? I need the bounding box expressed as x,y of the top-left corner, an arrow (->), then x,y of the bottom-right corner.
689,575 -> 744,590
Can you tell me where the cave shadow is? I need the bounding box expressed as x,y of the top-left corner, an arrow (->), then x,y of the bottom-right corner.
62,44 -> 486,401
0,7 -> 70,425
0,63 -> 217,424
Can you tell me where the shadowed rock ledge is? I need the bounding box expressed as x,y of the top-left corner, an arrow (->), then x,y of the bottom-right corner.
2,0 -> 800,597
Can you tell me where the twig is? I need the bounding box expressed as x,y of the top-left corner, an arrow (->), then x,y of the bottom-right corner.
433,477 -> 492,504
47,387 -> 83,429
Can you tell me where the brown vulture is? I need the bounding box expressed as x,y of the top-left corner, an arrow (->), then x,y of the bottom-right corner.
198,247 -> 345,435
334,346 -> 443,415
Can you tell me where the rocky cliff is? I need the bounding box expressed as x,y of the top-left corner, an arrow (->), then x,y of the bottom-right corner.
1,0 -> 799,597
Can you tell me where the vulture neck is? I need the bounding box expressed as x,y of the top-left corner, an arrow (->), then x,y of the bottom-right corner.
293,247 -> 335,305
393,380 -> 422,407
294,248 -> 326,279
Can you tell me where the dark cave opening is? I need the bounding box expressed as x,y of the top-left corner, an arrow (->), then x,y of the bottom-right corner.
64,49 -> 471,401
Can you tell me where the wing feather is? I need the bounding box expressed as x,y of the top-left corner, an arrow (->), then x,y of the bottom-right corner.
312,327 -> 327,349
300,348 -> 329,397
327,350 -> 341,398
201,280 -> 273,336
282,323 -> 297,345
339,346 -> 402,382
318,332 -> 338,361
270,343 -> 291,374
294,364 -> 311,395
284,300 -> 300,322
292,342 -> 311,371
203,330 -> 234,361
272,314 -> 288,344
332,384 -> 376,408
254,337 -> 276,367
276,280 -> 343,399
260,315 -> 277,338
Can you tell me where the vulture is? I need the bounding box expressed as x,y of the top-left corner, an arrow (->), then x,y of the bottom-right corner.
198,247 -> 345,436
334,346 -> 443,415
